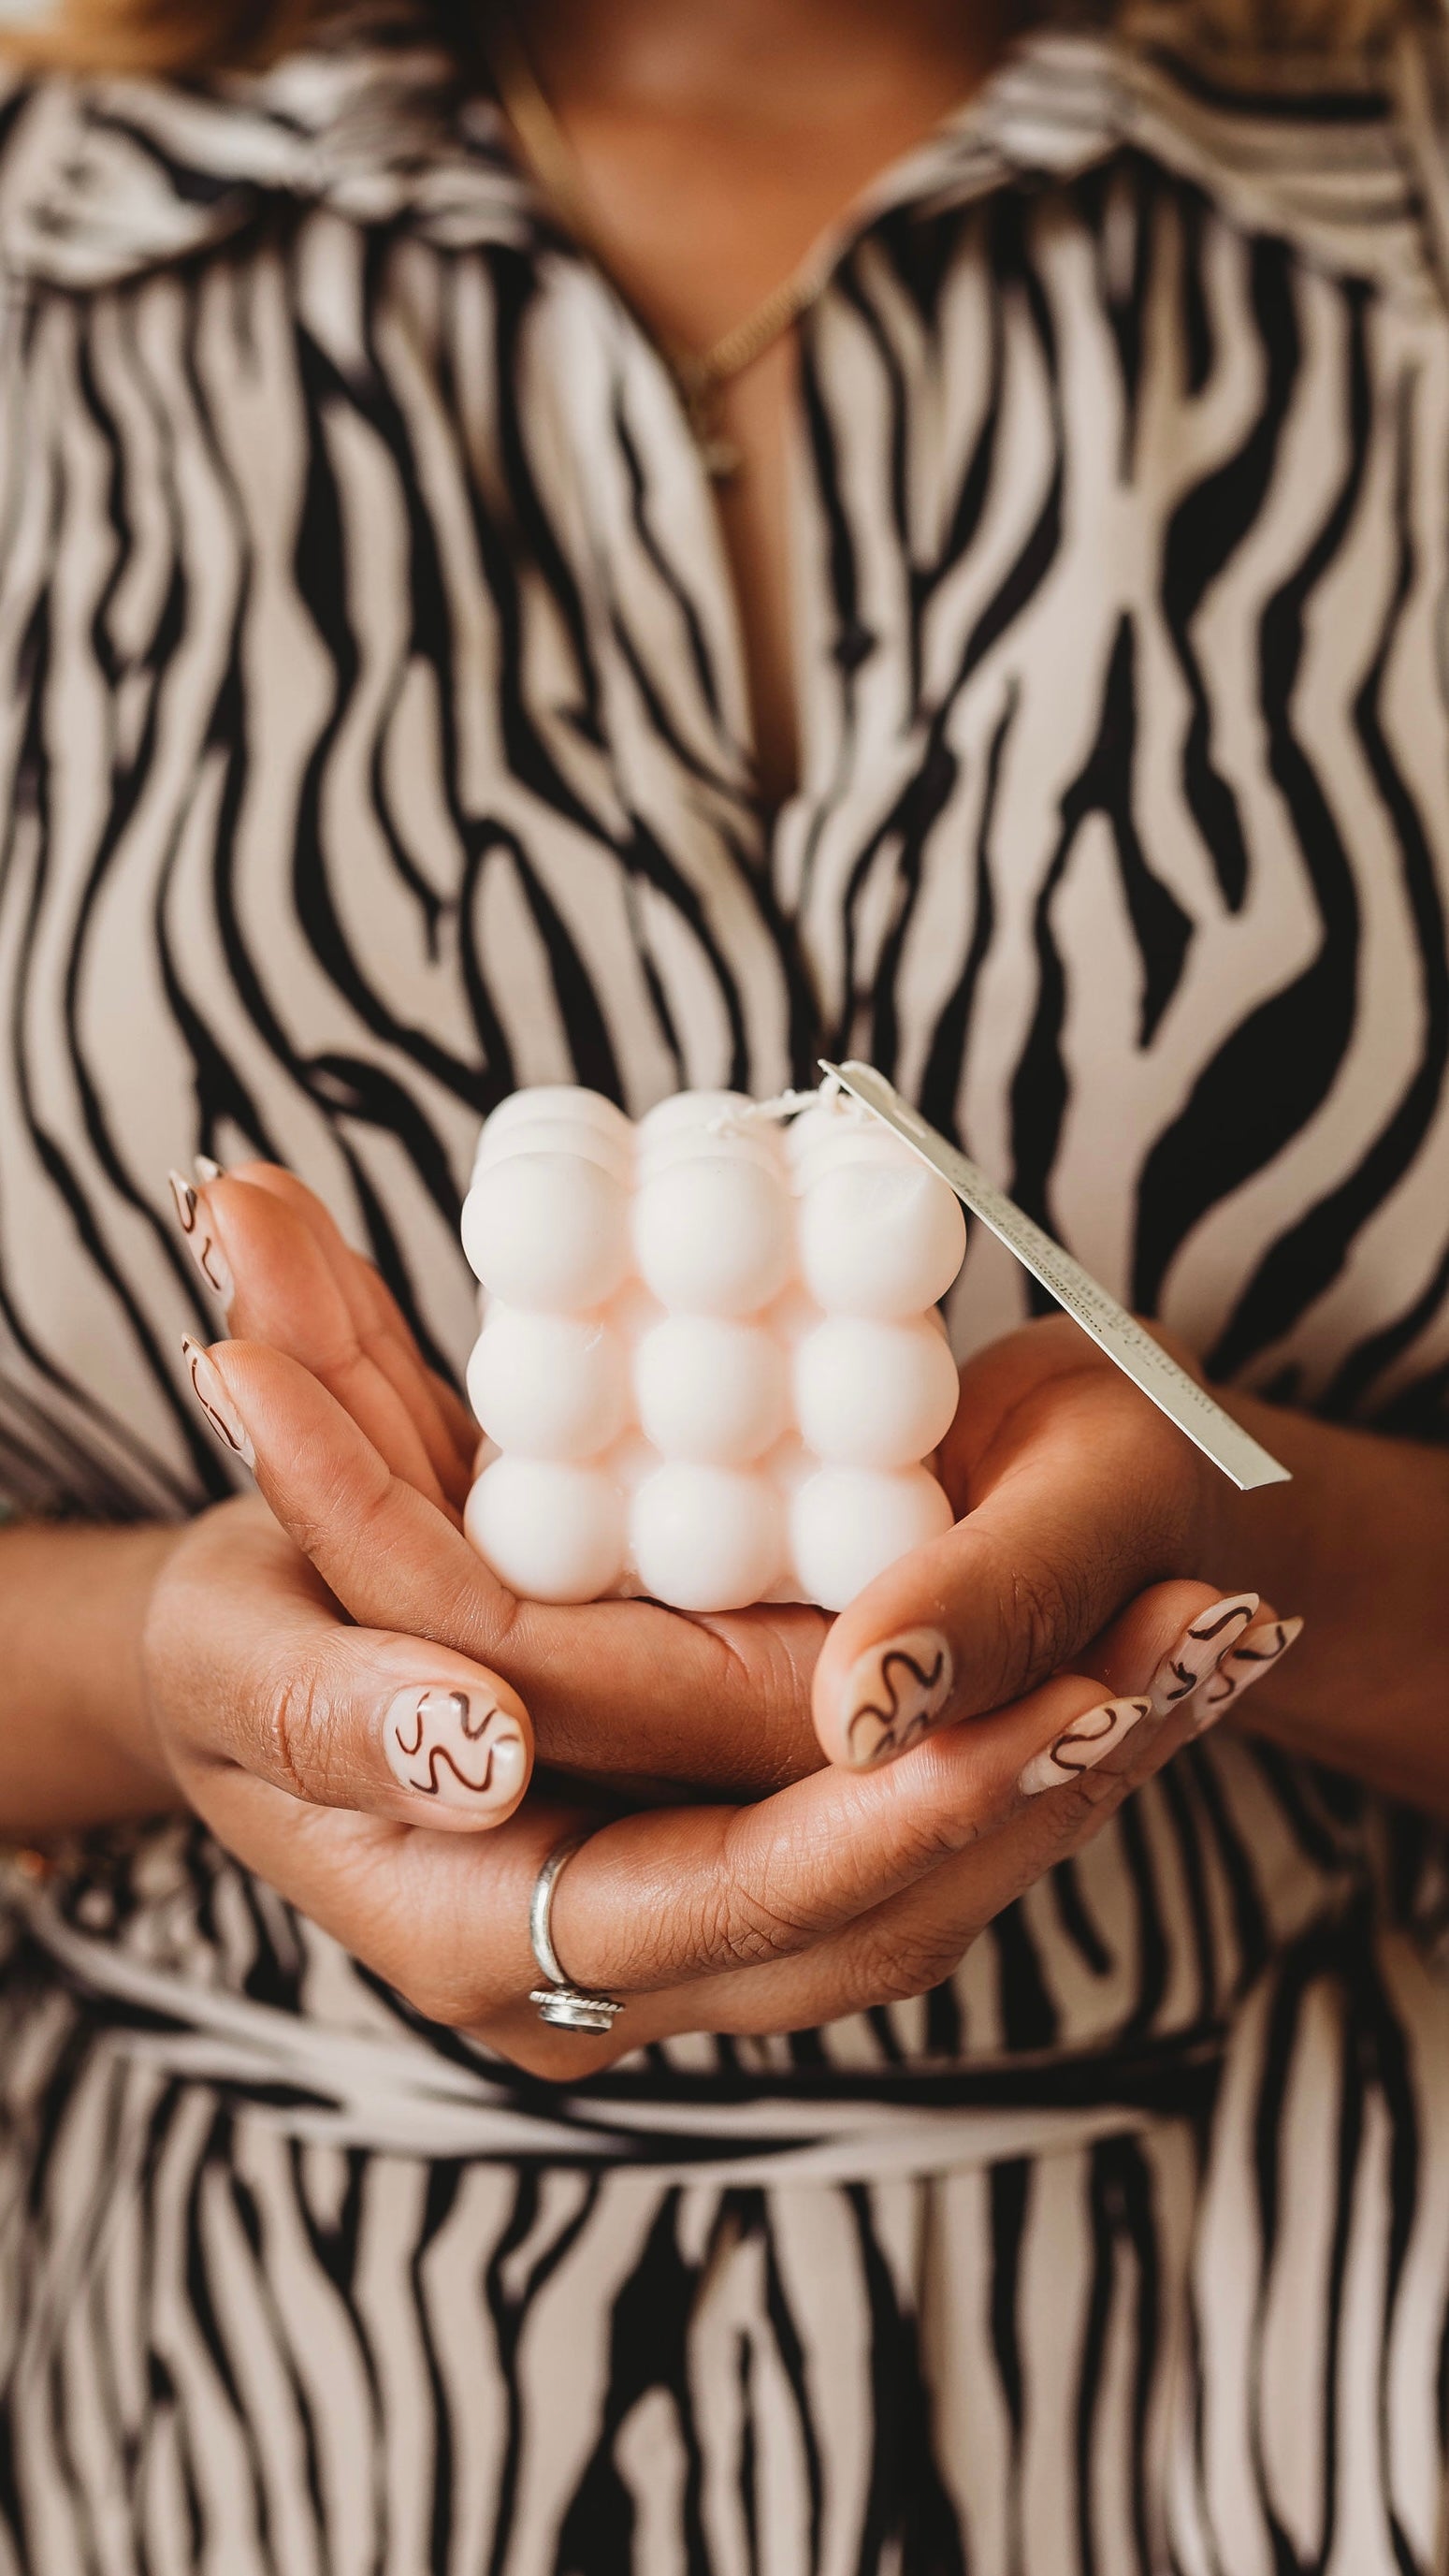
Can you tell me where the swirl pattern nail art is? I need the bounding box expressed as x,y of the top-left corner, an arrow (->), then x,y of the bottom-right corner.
181,1336 -> 254,1466
168,1168 -> 234,1307
1146,1592 -> 1260,1718
1191,1616 -> 1304,1726
1018,1696 -> 1152,1798
837,1628 -> 954,1768
384,1688 -> 527,1812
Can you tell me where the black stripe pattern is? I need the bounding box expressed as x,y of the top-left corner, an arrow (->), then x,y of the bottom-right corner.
5,6 -> 1449,2564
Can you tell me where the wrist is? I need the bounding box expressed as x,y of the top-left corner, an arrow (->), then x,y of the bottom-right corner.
0,1516 -> 190,1839
96,1520 -> 191,1797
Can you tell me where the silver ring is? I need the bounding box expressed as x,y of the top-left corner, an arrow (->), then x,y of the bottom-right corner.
528,1827 -> 624,2035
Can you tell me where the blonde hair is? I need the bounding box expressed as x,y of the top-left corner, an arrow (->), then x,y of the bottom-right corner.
2,0 -> 1408,76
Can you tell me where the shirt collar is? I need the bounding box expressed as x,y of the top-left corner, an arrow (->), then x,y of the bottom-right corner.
0,0 -> 1437,303
862,15 -> 1436,300
0,3 -> 538,288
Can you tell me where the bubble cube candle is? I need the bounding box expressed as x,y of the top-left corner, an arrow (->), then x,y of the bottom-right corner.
460,1086 -> 967,1613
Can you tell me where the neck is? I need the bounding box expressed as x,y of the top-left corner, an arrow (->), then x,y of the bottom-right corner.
486,0 -> 1003,814
518,0 -> 993,124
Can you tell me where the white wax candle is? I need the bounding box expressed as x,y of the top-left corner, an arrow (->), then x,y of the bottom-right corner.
460,1086 -> 966,1612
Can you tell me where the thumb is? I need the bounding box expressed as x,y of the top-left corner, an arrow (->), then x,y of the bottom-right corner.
149,1499 -> 536,1834
810,1347 -> 1213,1767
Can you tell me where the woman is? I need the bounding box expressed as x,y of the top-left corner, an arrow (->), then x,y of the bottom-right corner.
2,0 -> 1448,2565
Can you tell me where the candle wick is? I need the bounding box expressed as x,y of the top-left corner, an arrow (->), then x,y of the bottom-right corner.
706,1075 -> 862,1140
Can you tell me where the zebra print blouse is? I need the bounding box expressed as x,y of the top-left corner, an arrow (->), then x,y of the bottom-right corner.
3,0 -> 1449,2163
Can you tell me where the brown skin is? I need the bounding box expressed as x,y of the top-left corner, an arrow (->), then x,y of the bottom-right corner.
1,1149 -> 1440,2085
1,1159 -> 1282,2078
516,0 -> 1007,805
4,1 -> 1446,2080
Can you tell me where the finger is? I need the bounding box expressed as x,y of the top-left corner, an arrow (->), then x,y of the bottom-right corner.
185,1651 -> 1149,2048
153,1497 -> 533,1832
178,1169 -> 458,1515
616,1670 -> 1206,2051
813,1560 -> 1291,1773
1080,1579 -> 1263,1712
184,1156 -> 474,1500
539,1664 -> 1169,1997
241,1597 -> 1302,2078
189,1333 -> 827,1790
549,1604 -> 1246,2054
230,1162 -> 475,1497
685,1599 -> 1309,2040
168,1372 -> 1161,1987
1180,1611 -> 1304,1722
178,1610 -> 1224,2082
214,1164 -> 467,1502
502,1660 -> 1197,2062
812,1323 -> 1229,1761
1015,1580 -> 1302,1769
181,1760 -> 589,2041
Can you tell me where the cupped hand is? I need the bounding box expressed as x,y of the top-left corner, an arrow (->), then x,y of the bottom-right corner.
146,1436 -> 1285,2077
140,1487 -> 535,1844
173,1160 -> 1299,1804
162,1165 -> 1304,2075
811,1312 -> 1301,1769
172,1159 -> 831,1795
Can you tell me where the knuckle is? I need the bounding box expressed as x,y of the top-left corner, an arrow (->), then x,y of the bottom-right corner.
651,1623 -> 819,1797
884,1794 -> 983,1880
437,1567 -> 522,1671
695,1878 -> 799,1973
262,1657 -> 349,1806
274,1495 -> 334,1572
261,1664 -> 323,1801
847,1921 -> 971,2009
1042,1766 -> 1131,1844
283,1438 -> 392,1566
993,1552 -> 1088,1697
711,1826 -> 828,1970
729,1630 -> 819,1780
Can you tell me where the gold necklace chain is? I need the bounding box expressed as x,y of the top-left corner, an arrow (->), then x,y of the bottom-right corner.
483,11 -> 823,480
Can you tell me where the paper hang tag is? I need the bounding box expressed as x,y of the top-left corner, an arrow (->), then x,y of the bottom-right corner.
820,1060 -> 1291,1495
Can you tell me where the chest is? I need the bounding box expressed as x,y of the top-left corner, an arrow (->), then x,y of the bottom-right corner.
2,171 -> 1449,1521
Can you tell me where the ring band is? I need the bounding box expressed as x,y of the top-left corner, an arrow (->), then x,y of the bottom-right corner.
528,1827 -> 624,2035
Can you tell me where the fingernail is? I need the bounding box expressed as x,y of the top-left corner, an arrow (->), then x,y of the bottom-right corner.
1191,1615 -> 1304,1729
1018,1696 -> 1151,1798
833,1627 -> 955,1768
384,1686 -> 528,1813
194,1154 -> 224,1183
181,1335 -> 254,1468
1147,1591 -> 1260,1718
168,1168 -> 234,1308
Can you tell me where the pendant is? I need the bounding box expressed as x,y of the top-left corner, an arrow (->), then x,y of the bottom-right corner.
699,434 -> 741,484
682,377 -> 741,484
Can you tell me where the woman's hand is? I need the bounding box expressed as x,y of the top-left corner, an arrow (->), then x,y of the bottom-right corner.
811,1311 -> 1298,1768
171,1161 -> 1299,1801
170,1160 -> 478,1521
142,1482 -> 535,1842
171,1160 -> 832,1795
148,1372 -> 1288,2076
156,1183 -> 1305,2077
